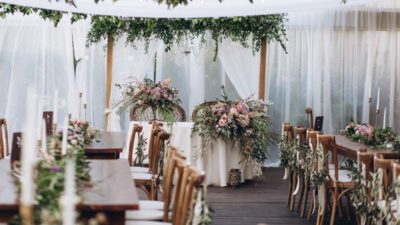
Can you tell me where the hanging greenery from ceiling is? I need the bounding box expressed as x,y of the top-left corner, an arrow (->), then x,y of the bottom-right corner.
86,15 -> 288,57
0,3 -> 87,26
0,2 -> 287,56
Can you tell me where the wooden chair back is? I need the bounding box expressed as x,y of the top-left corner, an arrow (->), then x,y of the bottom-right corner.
282,123 -> 294,143
148,121 -> 163,157
305,107 -> 313,130
317,135 -> 338,181
10,132 -> 22,169
357,149 -> 374,181
307,130 -> 319,152
392,163 -> 400,218
151,130 -> 170,174
0,118 -> 9,159
173,165 -> 205,225
42,111 -> 54,135
128,124 -> 143,166
374,155 -> 396,196
162,146 -> 186,222
294,127 -> 307,146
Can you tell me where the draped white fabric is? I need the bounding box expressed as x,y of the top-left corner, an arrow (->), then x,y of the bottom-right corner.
0,15 -> 75,136
107,38 -> 158,131
0,0 -> 377,18
1,0 -> 400,167
218,39 -> 260,98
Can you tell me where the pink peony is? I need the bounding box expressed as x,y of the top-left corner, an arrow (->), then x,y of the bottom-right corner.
218,119 -> 226,127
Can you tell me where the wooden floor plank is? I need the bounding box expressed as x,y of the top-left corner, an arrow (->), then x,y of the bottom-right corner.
206,168 -> 357,225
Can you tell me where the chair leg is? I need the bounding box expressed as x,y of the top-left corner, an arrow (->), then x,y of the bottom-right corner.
297,174 -> 305,213
290,172 -> 297,211
329,188 -> 338,225
287,172 -> 293,207
307,188 -> 316,221
345,193 -> 351,221
301,177 -> 309,218
316,186 -> 327,225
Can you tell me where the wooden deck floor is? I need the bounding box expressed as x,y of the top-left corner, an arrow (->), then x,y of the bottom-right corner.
206,168 -> 356,225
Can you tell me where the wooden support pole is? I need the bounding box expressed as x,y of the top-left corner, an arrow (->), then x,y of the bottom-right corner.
105,35 -> 114,130
258,37 -> 267,100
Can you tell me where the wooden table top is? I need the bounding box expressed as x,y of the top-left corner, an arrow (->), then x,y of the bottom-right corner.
335,134 -> 400,160
0,159 -> 138,211
85,132 -> 126,154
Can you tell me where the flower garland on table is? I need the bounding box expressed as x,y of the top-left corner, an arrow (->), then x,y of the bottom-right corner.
192,89 -> 276,176
114,77 -> 181,124
344,121 -> 400,150
10,120 -> 99,225
68,119 -> 99,147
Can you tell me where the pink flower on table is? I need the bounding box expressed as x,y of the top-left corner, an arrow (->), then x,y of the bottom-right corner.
218,119 -> 226,127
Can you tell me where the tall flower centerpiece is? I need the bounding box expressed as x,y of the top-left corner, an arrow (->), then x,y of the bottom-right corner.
115,77 -> 181,123
192,89 -> 276,175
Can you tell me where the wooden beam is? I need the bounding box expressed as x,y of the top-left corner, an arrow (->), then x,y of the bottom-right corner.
105,35 -> 114,130
258,38 -> 267,100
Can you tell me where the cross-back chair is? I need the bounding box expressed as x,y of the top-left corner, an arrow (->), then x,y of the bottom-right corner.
316,134 -> 353,225
132,128 -> 170,200
128,124 -> 144,167
281,123 -> 295,209
127,146 -> 186,222
0,118 -> 9,159
127,153 -> 205,225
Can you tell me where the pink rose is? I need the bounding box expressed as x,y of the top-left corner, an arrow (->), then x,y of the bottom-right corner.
218,119 -> 226,127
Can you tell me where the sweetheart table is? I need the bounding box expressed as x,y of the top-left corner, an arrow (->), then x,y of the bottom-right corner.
128,121 -> 261,187
0,159 -> 138,224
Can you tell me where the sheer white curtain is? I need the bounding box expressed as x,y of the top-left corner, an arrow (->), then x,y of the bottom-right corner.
0,14 -> 75,138
218,39 -> 260,98
266,5 -> 400,164
107,38 -> 159,131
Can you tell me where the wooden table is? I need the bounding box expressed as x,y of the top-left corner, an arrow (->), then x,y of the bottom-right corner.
85,132 -> 126,159
0,159 -> 138,225
335,134 -> 400,160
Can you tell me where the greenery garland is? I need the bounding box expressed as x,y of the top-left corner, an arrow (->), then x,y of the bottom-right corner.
87,15 -> 287,58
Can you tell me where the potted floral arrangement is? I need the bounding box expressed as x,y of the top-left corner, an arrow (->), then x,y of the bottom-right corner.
115,77 -> 181,123
192,88 -> 276,175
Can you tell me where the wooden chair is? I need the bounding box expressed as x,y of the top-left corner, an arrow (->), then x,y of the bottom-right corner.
132,129 -> 170,200
42,111 -> 54,135
127,156 -> 205,225
355,149 -> 374,225
128,124 -> 144,167
127,147 -> 186,221
374,155 -> 396,201
316,134 -> 352,225
281,123 -> 295,208
304,130 -> 321,220
10,132 -> 22,169
0,118 -> 9,159
390,163 -> 400,223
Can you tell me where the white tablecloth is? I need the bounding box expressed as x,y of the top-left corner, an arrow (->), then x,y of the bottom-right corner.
125,121 -> 261,187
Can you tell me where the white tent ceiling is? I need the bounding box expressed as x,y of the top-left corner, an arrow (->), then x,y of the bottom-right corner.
0,0 -> 379,18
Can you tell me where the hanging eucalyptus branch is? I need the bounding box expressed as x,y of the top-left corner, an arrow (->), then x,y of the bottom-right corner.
86,15 -> 288,57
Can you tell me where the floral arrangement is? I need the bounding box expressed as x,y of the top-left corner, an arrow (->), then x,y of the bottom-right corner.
344,121 -> 400,149
115,77 -> 181,123
192,88 -> 276,175
68,119 -> 98,147
11,135 -> 91,225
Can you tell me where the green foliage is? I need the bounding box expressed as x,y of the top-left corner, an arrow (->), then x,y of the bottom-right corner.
192,88 -> 276,172
0,3 -> 87,26
87,15 -> 288,58
135,134 -> 148,167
